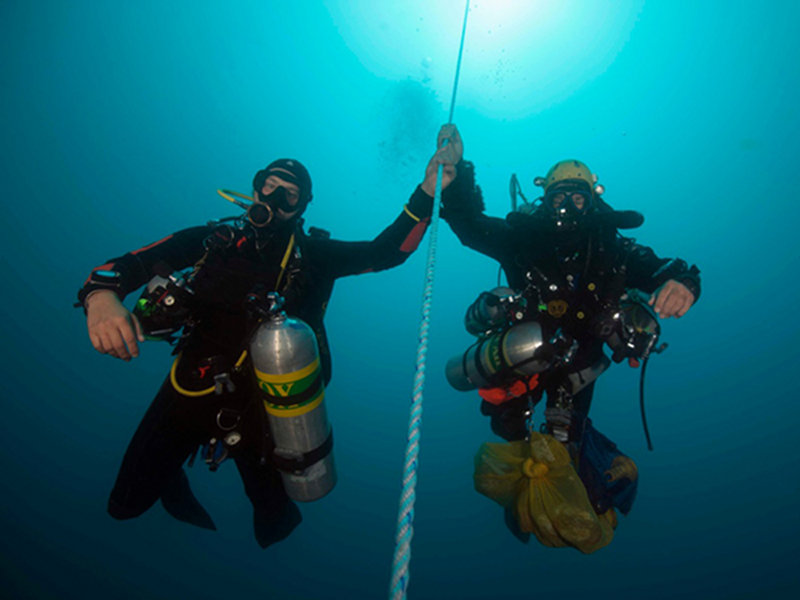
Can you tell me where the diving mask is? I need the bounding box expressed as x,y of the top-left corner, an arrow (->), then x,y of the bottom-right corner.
545,184 -> 593,230
246,185 -> 302,228
547,189 -> 590,212
257,185 -> 298,215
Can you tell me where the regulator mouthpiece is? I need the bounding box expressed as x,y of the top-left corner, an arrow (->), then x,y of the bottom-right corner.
247,201 -> 274,228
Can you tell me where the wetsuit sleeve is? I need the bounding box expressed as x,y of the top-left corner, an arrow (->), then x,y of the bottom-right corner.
440,159 -> 514,263
77,225 -> 213,306
624,239 -> 702,301
312,186 -> 434,279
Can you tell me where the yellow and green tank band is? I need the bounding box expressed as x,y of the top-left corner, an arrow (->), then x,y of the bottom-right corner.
255,357 -> 325,417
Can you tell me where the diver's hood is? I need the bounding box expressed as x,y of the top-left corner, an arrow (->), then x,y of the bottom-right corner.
507,199 -> 644,234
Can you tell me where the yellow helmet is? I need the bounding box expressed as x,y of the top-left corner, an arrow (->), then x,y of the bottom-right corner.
539,159 -> 595,193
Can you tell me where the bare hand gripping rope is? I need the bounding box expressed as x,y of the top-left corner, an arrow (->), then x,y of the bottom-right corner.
389,2 -> 470,599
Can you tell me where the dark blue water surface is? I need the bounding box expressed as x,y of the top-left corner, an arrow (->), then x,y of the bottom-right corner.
2,1 -> 798,598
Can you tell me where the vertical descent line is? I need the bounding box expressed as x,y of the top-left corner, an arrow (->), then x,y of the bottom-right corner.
389,2 -> 470,599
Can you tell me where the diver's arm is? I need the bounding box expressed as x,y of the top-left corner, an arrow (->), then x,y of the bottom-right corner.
440,159 -> 514,262
77,225 -> 212,360
85,290 -> 144,360
445,212 -> 513,262
648,279 -> 696,318
625,240 -> 701,318
314,186 -> 435,278
77,226 -> 212,305
421,124 -> 461,196
429,125 -> 514,261
318,126 -> 465,278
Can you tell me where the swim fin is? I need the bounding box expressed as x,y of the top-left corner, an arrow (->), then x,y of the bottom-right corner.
160,468 -> 217,531
253,499 -> 302,549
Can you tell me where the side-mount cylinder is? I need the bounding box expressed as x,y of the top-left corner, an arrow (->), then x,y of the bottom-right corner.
250,292 -> 336,502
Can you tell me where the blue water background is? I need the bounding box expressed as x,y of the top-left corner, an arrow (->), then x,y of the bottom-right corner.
2,1 -> 798,598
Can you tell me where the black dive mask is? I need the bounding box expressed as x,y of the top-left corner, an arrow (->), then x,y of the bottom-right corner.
546,187 -> 592,231
246,186 -> 301,229
258,185 -> 297,215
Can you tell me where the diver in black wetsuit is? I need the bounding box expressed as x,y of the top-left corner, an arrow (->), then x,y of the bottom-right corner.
78,150 -> 458,548
436,125 -> 701,525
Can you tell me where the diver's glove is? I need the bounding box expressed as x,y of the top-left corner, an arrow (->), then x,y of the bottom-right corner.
441,160 -> 485,220
676,265 -> 701,303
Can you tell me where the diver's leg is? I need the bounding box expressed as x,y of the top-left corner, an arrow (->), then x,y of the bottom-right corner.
570,381 -> 595,441
233,401 -> 302,548
234,453 -> 302,548
108,377 -> 205,520
544,381 -> 596,452
578,420 -> 639,516
480,395 -> 537,442
160,467 -> 217,530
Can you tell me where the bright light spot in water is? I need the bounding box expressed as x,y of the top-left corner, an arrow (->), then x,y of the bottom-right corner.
469,0 -> 555,37
327,1 -> 642,119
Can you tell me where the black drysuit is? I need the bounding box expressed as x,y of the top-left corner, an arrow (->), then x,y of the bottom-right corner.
78,187 -> 433,547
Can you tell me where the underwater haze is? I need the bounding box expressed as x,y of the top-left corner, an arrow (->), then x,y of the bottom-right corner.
2,0 -> 799,598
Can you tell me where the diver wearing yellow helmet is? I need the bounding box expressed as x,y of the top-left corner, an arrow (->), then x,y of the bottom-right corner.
511,157 -> 644,234
435,123 -> 701,548
536,159 -> 598,229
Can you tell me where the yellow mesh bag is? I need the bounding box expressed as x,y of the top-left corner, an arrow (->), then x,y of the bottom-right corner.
474,432 -> 614,554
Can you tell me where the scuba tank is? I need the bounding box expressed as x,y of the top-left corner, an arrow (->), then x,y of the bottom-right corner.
446,287 -> 576,391
446,321 -> 575,391
249,292 -> 336,502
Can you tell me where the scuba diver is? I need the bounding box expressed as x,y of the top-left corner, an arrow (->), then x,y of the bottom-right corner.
436,125 -> 701,548
77,147 -> 458,548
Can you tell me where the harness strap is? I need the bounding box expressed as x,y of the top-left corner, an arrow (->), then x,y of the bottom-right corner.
170,227 -> 297,398
271,430 -> 334,474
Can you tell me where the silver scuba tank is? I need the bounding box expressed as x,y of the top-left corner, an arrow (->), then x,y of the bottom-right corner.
250,297 -> 336,502
445,320 -> 552,390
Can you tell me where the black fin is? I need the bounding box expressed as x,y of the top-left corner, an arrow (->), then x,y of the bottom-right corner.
160,469 -> 217,531
253,500 -> 302,549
